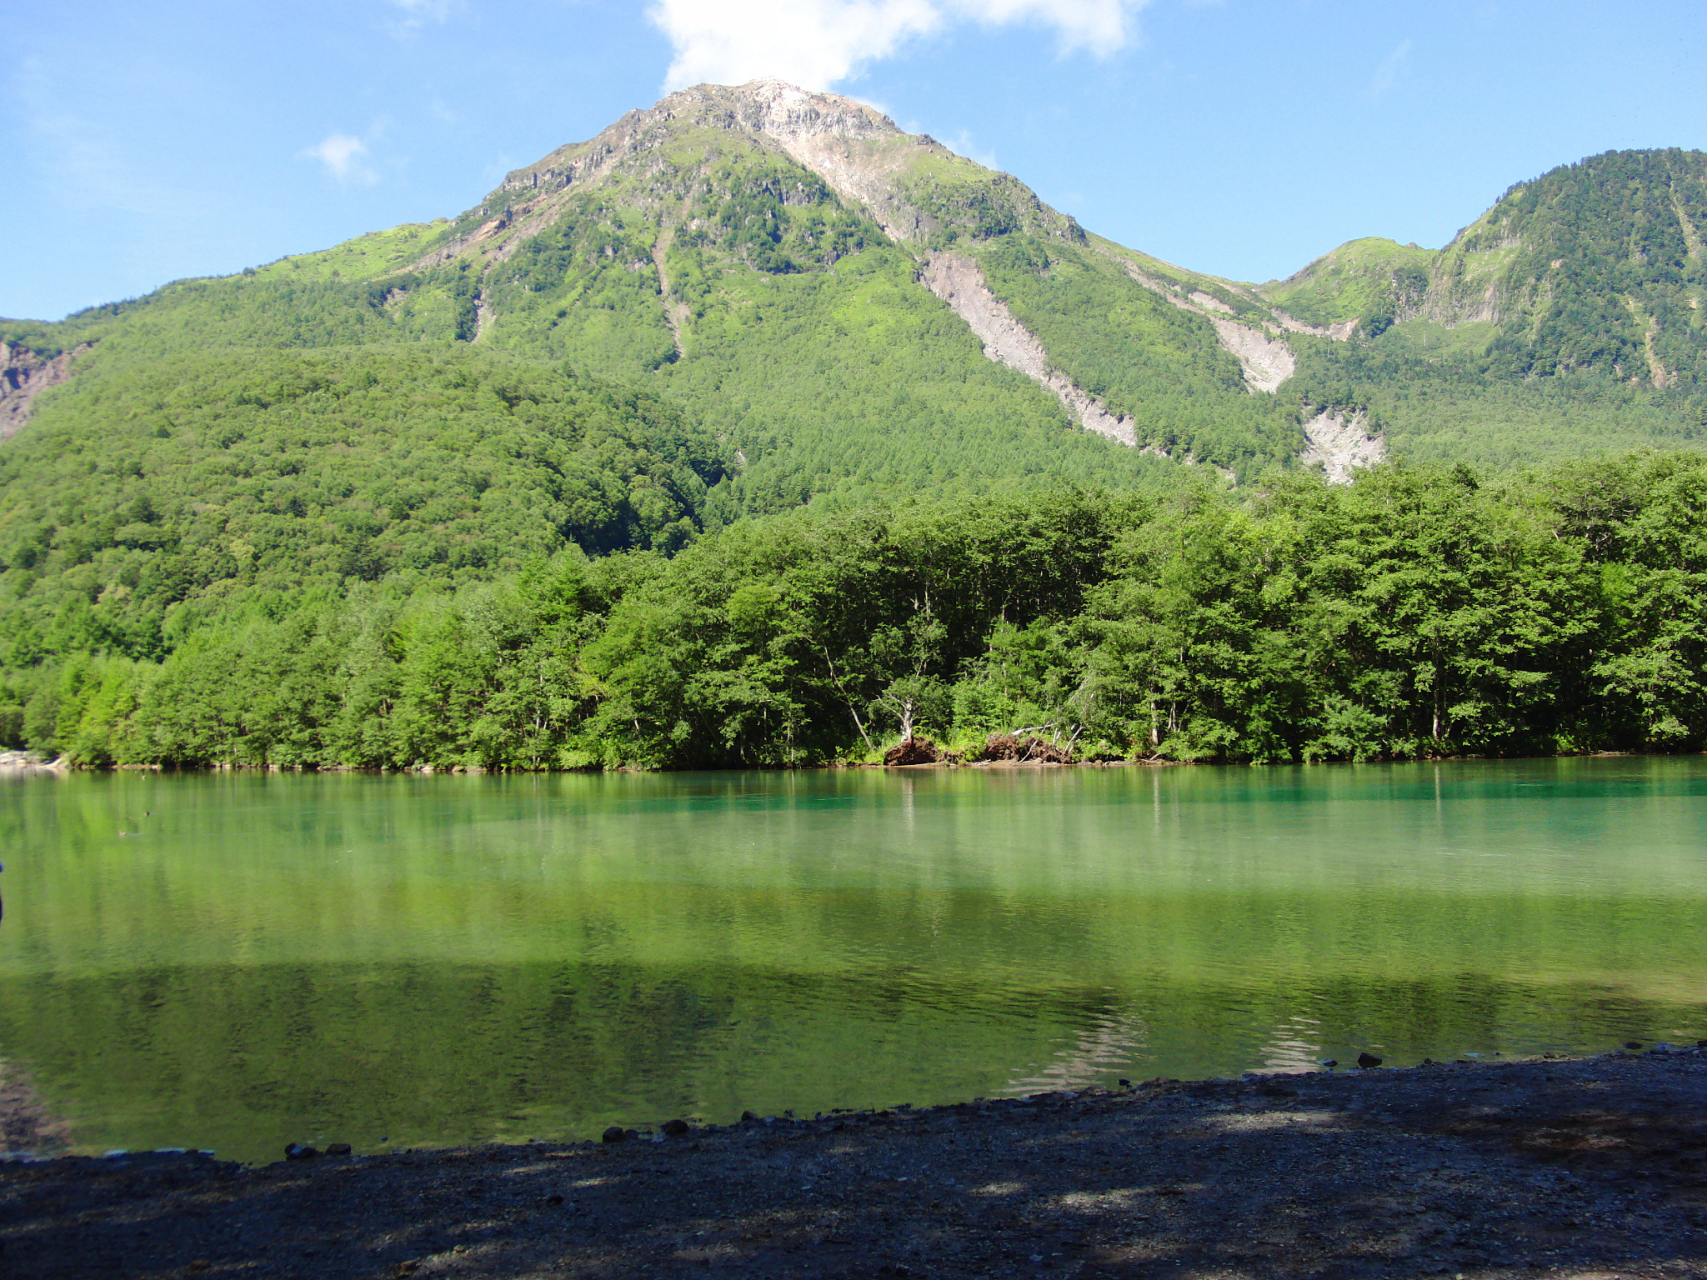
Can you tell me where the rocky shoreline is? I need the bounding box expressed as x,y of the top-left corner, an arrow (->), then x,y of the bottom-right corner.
0,750 -> 65,775
4,1048 -> 1706,1279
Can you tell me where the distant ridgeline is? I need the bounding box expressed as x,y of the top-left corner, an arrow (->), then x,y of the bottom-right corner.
1,83 -> 1705,765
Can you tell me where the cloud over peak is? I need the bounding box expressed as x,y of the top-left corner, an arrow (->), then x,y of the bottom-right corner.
649,0 -> 1146,93
304,133 -> 373,183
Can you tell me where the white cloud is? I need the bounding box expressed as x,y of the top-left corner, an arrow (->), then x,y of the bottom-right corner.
1368,38 -> 1412,99
648,0 -> 1148,92
304,133 -> 375,183
382,0 -> 455,37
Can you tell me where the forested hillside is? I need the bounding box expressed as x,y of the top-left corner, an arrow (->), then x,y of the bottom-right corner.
9,455 -> 1706,768
1264,149 -> 1707,465
4,85 -> 1707,766
0,348 -> 728,668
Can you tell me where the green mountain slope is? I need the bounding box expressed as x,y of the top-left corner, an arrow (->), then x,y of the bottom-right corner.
1435,148 -> 1707,383
1265,149 -> 1707,370
1262,150 -> 1707,465
7,93 -> 1707,765
1261,237 -> 1436,338
0,347 -> 726,665
2,83 -> 1312,489
6,90 -> 1707,698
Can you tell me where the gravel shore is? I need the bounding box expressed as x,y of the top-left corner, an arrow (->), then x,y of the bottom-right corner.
4,1049 -> 1706,1279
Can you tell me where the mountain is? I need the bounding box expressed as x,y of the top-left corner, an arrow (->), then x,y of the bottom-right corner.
5,89 -> 1707,767
1261,149 -> 1707,464
3,85 -> 1707,667
11,88 -> 1703,495
1268,149 -> 1707,370
0,82 -> 1335,511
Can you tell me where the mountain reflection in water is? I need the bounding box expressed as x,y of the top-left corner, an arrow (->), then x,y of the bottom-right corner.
1,759 -> 1704,1163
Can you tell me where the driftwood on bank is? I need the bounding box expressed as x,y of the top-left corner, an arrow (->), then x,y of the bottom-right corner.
883,737 -> 947,765
983,733 -> 1074,764
881,734 -> 1080,766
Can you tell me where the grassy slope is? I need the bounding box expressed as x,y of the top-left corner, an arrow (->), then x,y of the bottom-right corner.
252,221 -> 455,283
1261,237 -> 1437,333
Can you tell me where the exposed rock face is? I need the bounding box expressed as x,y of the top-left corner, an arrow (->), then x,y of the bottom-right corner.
501,79 -> 901,209
696,79 -> 935,243
0,342 -> 88,441
1208,318 -> 1296,393
921,253 -> 1136,447
1270,309 -> 1359,341
1111,259 -> 1304,391
1300,409 -> 1386,483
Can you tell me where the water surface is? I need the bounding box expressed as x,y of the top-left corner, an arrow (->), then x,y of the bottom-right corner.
1,759 -> 1703,1163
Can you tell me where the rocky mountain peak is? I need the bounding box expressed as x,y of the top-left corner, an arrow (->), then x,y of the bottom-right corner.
438,78 -> 1078,268
497,80 -> 906,204
684,78 -> 903,148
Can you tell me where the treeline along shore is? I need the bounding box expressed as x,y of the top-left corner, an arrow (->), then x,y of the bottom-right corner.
3,451 -> 1705,771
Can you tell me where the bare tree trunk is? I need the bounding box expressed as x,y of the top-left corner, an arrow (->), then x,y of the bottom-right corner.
823,650 -> 875,752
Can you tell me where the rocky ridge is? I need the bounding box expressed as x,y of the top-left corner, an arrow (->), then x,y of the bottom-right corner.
414,80 -> 1083,275
0,342 -> 88,441
397,80 -> 1322,469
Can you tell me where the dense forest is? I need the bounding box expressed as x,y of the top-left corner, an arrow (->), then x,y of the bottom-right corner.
4,451 -> 1703,769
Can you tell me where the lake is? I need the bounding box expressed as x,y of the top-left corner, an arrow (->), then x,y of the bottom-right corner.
1,759 -> 1704,1164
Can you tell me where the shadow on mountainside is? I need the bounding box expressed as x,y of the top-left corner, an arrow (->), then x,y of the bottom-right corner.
3,1051 -> 1706,1279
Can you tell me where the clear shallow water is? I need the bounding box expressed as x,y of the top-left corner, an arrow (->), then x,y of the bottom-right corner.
1,759 -> 1704,1164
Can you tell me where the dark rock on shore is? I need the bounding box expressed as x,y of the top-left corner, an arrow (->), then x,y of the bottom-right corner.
883,737 -> 943,765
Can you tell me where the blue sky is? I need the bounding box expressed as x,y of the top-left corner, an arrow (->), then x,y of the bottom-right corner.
6,0 -> 1706,321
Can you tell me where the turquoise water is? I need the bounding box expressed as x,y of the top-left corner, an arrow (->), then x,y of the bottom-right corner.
0,759 -> 1703,1163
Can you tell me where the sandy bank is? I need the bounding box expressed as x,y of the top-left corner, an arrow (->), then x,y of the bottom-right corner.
5,1049 -> 1706,1278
